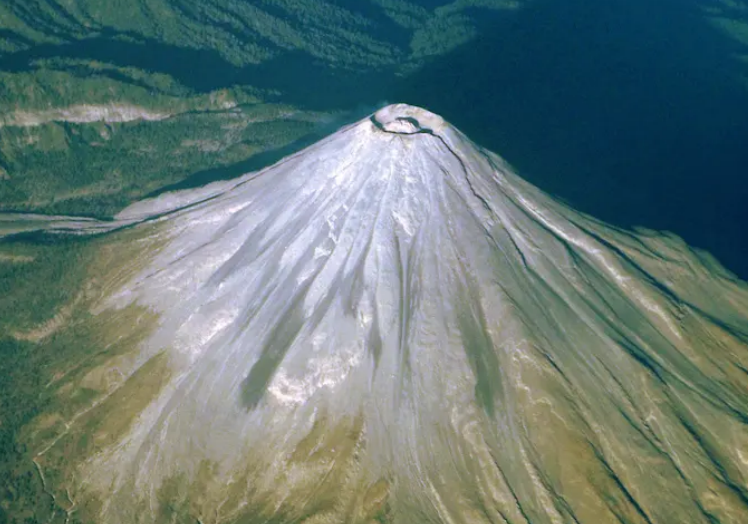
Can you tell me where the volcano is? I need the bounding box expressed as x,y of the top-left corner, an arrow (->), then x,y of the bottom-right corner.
20,105 -> 748,524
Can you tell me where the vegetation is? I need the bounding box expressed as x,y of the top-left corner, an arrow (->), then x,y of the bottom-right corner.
0,102 -> 325,217
0,235 -> 95,522
704,1 -> 748,75
0,1 -> 535,217
0,227 -> 166,523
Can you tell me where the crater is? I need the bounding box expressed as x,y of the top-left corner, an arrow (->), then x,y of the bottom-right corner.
371,104 -> 445,135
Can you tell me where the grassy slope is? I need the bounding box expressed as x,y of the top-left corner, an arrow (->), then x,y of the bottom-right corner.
0,235 -> 98,522
0,228 -> 166,523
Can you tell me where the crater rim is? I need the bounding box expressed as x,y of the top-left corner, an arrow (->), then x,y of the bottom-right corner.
371,104 -> 445,135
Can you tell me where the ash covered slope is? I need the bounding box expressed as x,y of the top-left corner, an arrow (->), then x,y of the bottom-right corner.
32,105 -> 748,523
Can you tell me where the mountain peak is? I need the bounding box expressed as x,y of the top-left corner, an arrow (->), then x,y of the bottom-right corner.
371,103 -> 447,135
19,106 -> 748,524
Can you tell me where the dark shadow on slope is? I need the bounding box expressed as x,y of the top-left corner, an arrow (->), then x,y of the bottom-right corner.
390,0 -> 748,280
326,0 -> 413,48
0,28 -> 34,49
0,35 -> 233,92
0,34 -> 398,107
246,51 -> 398,109
144,105 -> 381,197
144,134 -> 319,196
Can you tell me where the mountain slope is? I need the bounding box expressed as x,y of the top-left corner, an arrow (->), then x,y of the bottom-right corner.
3,104 -> 748,524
